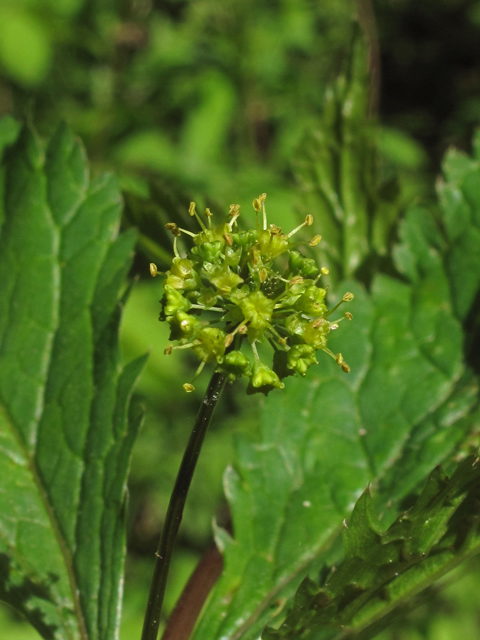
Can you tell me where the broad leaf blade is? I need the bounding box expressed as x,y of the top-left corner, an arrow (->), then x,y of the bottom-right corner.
263,456 -> 480,640
0,123 -> 144,640
194,145 -> 480,640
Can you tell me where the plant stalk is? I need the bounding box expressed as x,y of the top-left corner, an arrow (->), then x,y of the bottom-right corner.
141,370 -> 228,640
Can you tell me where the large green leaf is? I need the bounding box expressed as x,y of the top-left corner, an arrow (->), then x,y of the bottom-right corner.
263,455 -> 480,639
0,123 -> 145,640
193,128 -> 480,640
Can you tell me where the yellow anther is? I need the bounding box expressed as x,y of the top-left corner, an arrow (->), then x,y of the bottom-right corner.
183,383 -> 195,392
321,267 -> 329,275
150,263 -> 158,277
164,345 -> 173,355
224,334 -> 234,347
253,198 -> 261,212
329,323 -> 339,330
305,214 -> 313,226
310,234 -> 322,247
188,202 -> 196,216
341,361 -> 351,373
343,292 -> 354,302
223,233 -> 233,246
335,353 -> 344,365
345,311 -> 353,321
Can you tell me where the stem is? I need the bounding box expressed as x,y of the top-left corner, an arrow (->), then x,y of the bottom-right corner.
141,371 -> 228,640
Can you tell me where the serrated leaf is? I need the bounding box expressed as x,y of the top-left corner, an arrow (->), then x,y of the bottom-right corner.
263,456 -> 480,640
193,140 -> 480,639
0,123 -> 145,640
294,31 -> 402,286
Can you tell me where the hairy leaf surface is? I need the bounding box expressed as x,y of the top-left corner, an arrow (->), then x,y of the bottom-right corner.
0,123 -> 145,640
193,115 -> 480,640
263,455 -> 480,639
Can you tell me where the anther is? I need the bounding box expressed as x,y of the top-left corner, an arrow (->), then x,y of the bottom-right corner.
345,311 -> 353,321
223,233 -> 233,246
310,234 -> 322,247
341,362 -> 351,373
150,263 -> 158,277
188,201 -> 207,231
343,292 -> 354,302
321,267 -> 329,275
165,222 -> 181,237
164,345 -> 173,355
183,383 -> 195,392
329,323 -> 339,330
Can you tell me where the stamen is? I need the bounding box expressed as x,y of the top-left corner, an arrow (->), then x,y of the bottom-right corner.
225,321 -> 247,346
251,341 -> 260,362
253,197 -> 261,230
228,204 -> 241,228
189,201 -> 207,231
268,325 -> 289,347
205,208 -> 213,229
261,193 -> 267,231
178,228 -> 197,238
173,236 -> 180,258
310,234 -> 322,247
172,341 -> 198,350
325,292 -> 353,317
150,263 -> 158,277
287,215 -> 314,239
190,304 -> 225,312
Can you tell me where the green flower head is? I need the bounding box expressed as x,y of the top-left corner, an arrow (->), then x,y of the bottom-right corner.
151,194 -> 353,394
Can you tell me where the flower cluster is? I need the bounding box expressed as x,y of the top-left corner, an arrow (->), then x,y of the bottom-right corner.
151,194 -> 353,394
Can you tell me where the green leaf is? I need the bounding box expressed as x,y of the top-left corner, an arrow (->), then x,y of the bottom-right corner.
193,138 -> 480,640
0,123 -> 145,640
263,455 -> 480,639
293,30 -> 402,285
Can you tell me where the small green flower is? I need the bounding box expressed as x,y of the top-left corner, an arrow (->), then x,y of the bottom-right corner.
151,194 -> 353,393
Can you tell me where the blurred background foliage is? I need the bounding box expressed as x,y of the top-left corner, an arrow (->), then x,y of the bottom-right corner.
2,0 -> 480,638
